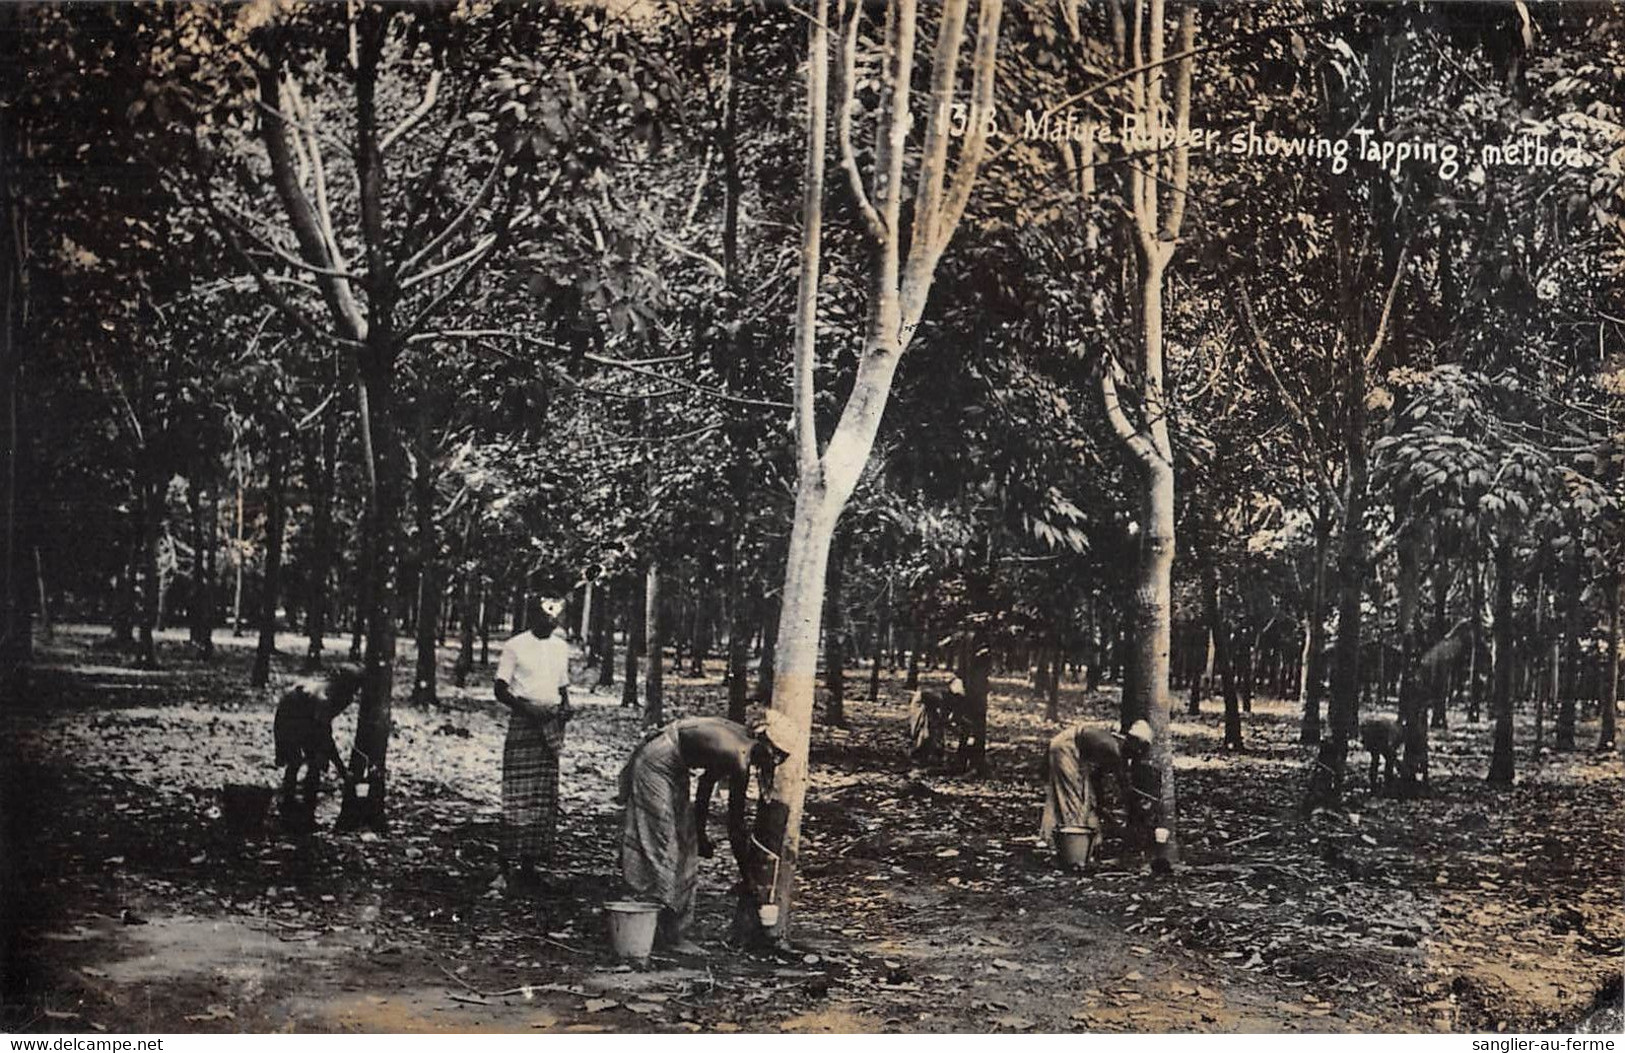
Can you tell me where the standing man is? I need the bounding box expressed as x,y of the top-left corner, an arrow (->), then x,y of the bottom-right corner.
495,595 -> 573,890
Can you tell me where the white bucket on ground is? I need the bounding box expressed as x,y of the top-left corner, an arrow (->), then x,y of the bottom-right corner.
604,901 -> 660,962
1056,827 -> 1098,868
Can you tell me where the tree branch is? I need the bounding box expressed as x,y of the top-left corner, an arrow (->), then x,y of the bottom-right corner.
793,0 -> 833,475
417,330 -> 692,368
394,236 -> 502,343
255,66 -> 369,341
398,159 -> 507,277
1363,243 -> 1410,370
1159,4 -> 1196,243
906,0 -> 970,266
207,201 -> 360,351
215,202 -> 359,281
418,329 -> 788,410
381,68 -> 443,153
286,83 -> 354,288
1099,352 -> 1160,466
654,230 -> 727,280
400,233 -> 498,292
835,0 -> 886,243
934,0 -> 1005,251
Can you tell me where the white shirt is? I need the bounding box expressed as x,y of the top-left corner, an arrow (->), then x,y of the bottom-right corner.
496,629 -> 571,705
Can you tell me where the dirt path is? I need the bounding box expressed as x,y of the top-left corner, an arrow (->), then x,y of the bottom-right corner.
3,626 -> 1620,1033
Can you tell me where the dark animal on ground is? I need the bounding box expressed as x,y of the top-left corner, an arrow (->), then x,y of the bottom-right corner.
274,664 -> 365,827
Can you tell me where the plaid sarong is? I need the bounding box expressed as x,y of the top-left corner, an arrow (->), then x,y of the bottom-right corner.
502,710 -> 566,862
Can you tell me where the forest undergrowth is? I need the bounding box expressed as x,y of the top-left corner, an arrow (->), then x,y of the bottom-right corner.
2,625 -> 1620,1034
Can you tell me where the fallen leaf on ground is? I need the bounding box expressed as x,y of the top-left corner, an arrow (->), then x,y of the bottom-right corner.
183,1005 -> 235,1023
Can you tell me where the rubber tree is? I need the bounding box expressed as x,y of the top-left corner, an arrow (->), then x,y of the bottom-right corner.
748,0 -> 1005,939
0,84 -> 26,694
1602,574 -> 1619,751
1094,0 -> 1197,872
180,3 -> 527,827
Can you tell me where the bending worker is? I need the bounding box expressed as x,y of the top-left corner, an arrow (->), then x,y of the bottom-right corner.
616,715 -> 786,953
1040,718 -> 1156,867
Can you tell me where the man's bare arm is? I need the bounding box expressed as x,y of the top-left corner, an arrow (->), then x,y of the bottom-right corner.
726,773 -> 749,877
695,771 -> 719,858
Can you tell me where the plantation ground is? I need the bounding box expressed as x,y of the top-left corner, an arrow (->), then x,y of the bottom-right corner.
2,625 -> 1621,1034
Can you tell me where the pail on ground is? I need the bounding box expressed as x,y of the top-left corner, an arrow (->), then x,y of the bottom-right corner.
604,901 -> 660,963
1056,827 -> 1098,869
221,784 -> 274,837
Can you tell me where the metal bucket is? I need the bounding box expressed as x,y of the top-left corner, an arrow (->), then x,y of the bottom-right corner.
604,901 -> 660,963
1056,826 -> 1098,869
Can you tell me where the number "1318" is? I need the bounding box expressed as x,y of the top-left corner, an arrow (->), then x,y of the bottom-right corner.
949,102 -> 999,138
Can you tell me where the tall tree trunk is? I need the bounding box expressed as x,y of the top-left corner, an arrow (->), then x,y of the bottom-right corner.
644,561 -> 663,722
454,518 -> 478,688
303,391 -> 339,671
478,583 -> 492,666
1555,557 -> 1580,751
727,565 -> 749,721
756,598 -> 778,703
412,411 -> 442,706
1395,520 -> 1427,792
747,0 -> 1005,940
348,509 -> 369,663
1300,504 -> 1332,742
34,547 -> 50,641
1429,554 -> 1451,729
135,466 -> 161,670
1487,533 -> 1517,784
1093,0 -> 1196,873
1601,574 -> 1619,751
823,529 -> 846,727
868,574 -> 891,702
187,472 -> 214,658
232,445 -> 246,637
597,581 -> 616,689
0,95 -> 28,694
905,626 -> 921,690
1202,557 -> 1241,751
1468,559 -> 1486,723
689,580 -> 708,677
1045,639 -> 1062,722
1532,572 -> 1549,752
580,579 -> 595,653
1325,244 -> 1406,779
622,577 -> 642,709
251,427 -> 287,687
111,536 -> 134,644
1186,623 -> 1204,715
341,368 -> 402,830
720,11 -> 750,725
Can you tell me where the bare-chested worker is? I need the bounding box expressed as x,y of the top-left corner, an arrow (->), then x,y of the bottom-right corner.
1039,719 -> 1155,867
616,716 -> 785,953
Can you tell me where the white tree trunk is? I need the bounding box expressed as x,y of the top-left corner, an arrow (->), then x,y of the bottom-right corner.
751,0 -> 1004,938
